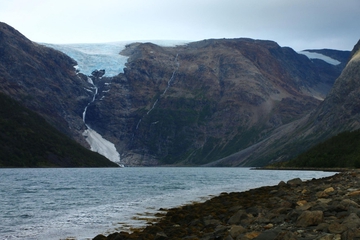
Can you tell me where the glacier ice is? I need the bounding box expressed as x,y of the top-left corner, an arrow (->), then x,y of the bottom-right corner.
42,42 -> 130,77
42,40 -> 189,77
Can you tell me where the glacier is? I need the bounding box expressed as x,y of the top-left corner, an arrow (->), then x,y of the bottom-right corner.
42,40 -> 188,165
299,50 -> 341,65
43,42 -> 130,77
43,40 -> 189,77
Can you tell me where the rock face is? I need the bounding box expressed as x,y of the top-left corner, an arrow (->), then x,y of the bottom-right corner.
87,39 -> 347,166
0,22 -> 93,146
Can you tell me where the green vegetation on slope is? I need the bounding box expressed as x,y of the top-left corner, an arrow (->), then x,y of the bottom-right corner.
0,93 -> 118,167
274,130 -> 360,168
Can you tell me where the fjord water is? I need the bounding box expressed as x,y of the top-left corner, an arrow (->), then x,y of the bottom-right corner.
0,168 -> 335,240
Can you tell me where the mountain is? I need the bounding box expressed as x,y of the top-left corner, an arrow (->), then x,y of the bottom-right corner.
213,40 -> 360,166
0,22 -> 92,146
82,39 -> 348,166
0,92 -> 118,167
0,22 -> 352,167
311,40 -> 360,133
278,130 -> 360,168
0,22 -> 119,167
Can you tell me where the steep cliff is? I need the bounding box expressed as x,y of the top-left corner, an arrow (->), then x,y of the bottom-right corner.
86,39 -> 346,166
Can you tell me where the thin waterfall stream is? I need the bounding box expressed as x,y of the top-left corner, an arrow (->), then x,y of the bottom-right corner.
82,76 -> 121,165
136,54 -> 179,129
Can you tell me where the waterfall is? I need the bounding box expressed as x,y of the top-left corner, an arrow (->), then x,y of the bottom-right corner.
136,54 -> 179,128
82,77 -> 98,124
161,54 -> 179,97
82,77 -> 122,165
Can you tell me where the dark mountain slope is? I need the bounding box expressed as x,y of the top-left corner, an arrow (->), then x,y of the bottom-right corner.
311,40 -> 360,134
0,22 -> 92,146
279,130 -> 360,168
0,92 -> 118,167
86,39 -> 346,166
214,39 -> 360,166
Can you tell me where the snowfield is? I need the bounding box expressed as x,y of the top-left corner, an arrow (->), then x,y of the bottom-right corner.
299,50 -> 341,65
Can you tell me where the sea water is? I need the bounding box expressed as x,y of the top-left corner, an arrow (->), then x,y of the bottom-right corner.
0,167 -> 335,240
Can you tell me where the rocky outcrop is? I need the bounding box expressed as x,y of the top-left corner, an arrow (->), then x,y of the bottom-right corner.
87,39 -> 346,166
94,171 -> 360,240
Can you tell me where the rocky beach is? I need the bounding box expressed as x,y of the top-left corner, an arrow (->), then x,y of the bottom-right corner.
93,170 -> 360,240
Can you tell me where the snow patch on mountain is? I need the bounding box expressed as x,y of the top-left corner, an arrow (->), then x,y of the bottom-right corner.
299,51 -> 341,65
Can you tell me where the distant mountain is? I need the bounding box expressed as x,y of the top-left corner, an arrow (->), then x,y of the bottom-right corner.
0,92 -> 118,167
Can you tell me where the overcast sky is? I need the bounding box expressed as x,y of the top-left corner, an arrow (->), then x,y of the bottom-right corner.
1,0 -> 359,51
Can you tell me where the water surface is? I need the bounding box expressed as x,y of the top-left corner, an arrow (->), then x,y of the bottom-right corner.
0,167 -> 335,240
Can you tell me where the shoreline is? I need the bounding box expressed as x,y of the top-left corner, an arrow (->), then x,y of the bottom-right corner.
93,170 -> 360,239
251,167 -> 349,172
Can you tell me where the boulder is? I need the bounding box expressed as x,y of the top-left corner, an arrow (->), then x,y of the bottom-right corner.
296,210 -> 324,227
328,222 -> 347,234
228,225 -> 246,238
337,199 -> 359,210
228,210 -> 248,225
287,178 -> 303,186
342,212 -> 360,229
